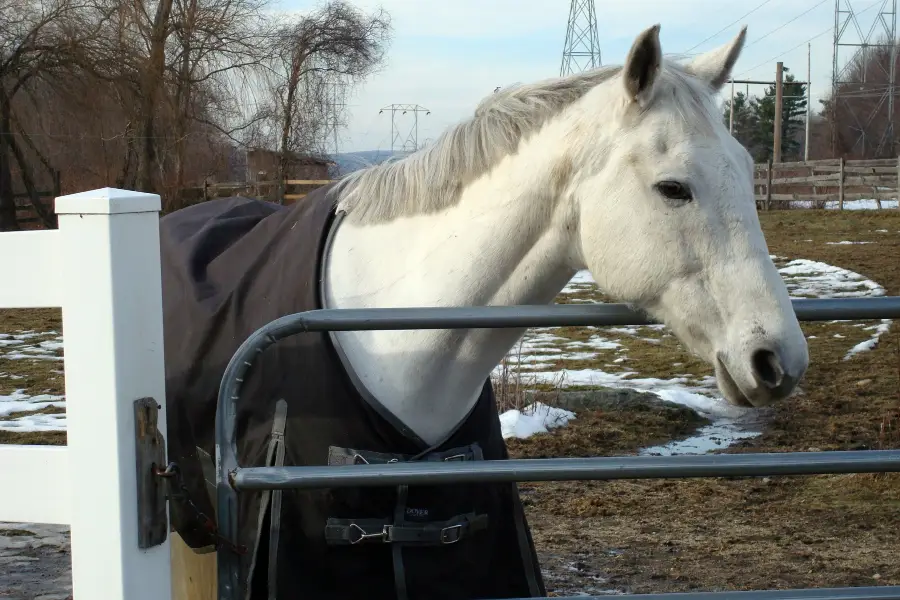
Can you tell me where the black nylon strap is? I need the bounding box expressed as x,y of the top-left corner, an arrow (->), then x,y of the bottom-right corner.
267,399 -> 288,600
323,512 -> 489,546
326,443 -> 484,466
392,484 -> 409,600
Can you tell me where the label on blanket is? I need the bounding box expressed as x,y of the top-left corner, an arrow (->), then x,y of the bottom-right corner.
405,506 -> 430,521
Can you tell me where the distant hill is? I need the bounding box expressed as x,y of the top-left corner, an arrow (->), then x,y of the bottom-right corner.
328,150 -> 406,177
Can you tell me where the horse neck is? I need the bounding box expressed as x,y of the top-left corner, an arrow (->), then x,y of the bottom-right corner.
322,146 -> 580,446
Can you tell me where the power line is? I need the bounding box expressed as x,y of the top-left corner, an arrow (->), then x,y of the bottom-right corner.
742,0 -> 829,50
737,30 -> 830,77
378,104 -> 430,153
681,0 -> 774,55
831,0 -> 898,157
736,0 -> 881,77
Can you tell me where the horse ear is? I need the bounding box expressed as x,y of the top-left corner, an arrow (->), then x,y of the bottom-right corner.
622,24 -> 662,105
685,26 -> 747,91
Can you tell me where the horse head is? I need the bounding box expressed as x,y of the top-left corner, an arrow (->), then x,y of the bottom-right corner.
568,25 -> 808,407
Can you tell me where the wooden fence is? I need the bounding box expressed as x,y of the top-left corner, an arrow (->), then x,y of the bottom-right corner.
16,161 -> 897,230
196,165 -> 900,211
0,188 -> 172,599
11,170 -> 62,227
754,158 -> 900,209
181,178 -> 336,206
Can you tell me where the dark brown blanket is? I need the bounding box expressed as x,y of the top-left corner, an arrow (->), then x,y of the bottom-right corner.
159,184 -> 546,599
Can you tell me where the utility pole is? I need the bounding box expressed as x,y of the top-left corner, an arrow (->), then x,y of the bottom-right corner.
727,76 -> 809,156
773,61 -> 784,164
805,43 -> 811,161
326,78 -> 347,156
729,79 -> 735,134
832,0 -> 897,158
378,104 -> 431,153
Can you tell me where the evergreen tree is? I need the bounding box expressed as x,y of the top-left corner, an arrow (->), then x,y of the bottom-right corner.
722,91 -> 759,156
751,67 -> 807,162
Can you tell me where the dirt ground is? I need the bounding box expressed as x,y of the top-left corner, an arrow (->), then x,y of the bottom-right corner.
1,209 -> 899,598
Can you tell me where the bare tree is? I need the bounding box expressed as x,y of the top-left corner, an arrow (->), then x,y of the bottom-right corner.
160,0 -> 269,204
816,36 -> 900,159
0,0 -> 393,227
259,0 -> 391,201
80,0 -> 272,201
0,0 -> 111,230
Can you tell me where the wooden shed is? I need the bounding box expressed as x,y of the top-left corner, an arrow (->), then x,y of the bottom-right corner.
245,149 -> 334,182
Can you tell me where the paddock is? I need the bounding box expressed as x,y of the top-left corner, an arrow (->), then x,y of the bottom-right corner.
0,190 -> 899,599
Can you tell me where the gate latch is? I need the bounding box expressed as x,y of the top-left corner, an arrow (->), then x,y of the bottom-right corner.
134,397 -> 168,549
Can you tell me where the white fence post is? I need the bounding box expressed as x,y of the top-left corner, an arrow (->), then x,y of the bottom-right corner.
56,188 -> 171,600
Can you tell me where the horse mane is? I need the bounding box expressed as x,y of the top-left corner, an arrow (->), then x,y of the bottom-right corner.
330,60 -> 718,225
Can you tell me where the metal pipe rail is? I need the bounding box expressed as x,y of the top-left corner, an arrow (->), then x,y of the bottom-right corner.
232,450 -> 900,490
214,296 -> 900,600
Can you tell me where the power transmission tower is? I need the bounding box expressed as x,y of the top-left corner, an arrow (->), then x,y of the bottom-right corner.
831,0 -> 898,157
323,78 -> 347,156
560,0 -> 602,76
378,104 -> 430,153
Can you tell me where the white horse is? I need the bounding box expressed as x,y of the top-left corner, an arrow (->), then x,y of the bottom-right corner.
322,24 -> 809,446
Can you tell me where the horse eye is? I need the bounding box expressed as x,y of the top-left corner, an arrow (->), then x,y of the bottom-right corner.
654,181 -> 693,203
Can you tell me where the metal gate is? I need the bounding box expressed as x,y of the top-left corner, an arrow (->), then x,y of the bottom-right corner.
214,297 -> 900,600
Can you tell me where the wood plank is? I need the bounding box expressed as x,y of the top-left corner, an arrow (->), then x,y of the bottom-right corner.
810,165 -> 898,175
764,158 -> 841,168
770,173 -> 841,185
13,191 -> 55,199
754,191 -> 897,202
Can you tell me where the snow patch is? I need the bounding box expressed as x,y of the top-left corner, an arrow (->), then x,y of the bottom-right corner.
793,199 -> 899,210
500,403 -> 576,440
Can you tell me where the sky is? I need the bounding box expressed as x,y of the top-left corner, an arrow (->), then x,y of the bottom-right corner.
276,0 -> 889,153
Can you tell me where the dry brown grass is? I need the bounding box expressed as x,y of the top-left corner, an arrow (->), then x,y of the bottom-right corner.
513,208 -> 900,595
1,209 -> 899,595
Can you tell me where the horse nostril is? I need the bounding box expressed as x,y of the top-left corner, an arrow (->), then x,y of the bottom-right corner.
751,348 -> 784,389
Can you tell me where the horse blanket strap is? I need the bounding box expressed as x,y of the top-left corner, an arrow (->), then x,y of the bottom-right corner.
266,400 -> 288,600
324,513 -> 489,546
327,443 -> 484,466
245,399 -> 288,600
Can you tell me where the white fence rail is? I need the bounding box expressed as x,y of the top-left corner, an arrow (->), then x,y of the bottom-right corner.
0,188 -> 172,600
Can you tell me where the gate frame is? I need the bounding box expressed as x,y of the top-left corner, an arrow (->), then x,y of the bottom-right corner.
213,298 -> 900,600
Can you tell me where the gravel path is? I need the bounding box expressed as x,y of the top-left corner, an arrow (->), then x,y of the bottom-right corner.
0,527 -> 602,599
0,524 -> 71,600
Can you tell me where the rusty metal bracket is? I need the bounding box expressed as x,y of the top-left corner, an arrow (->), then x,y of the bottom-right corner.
134,397 -> 168,549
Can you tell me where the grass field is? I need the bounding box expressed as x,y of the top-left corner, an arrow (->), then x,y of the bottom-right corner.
1,208 -> 899,596
506,209 -> 900,595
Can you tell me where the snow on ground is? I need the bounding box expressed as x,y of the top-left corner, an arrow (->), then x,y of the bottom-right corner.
0,255 -> 891,450
496,254 -> 892,450
793,198 -> 899,210
0,331 -> 65,432
774,257 -> 892,360
500,403 -> 576,440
